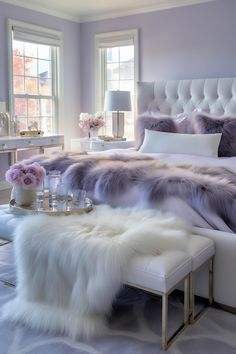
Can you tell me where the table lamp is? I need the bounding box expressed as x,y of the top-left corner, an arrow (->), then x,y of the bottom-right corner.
104,90 -> 132,138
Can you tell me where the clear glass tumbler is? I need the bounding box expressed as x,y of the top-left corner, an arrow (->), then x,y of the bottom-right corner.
56,182 -> 68,211
48,170 -> 61,209
36,190 -> 44,210
72,189 -> 86,209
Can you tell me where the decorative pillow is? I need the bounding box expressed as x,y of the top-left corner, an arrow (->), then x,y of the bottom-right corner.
139,129 -> 222,157
175,109 -> 202,134
192,112 -> 236,157
135,115 -> 177,148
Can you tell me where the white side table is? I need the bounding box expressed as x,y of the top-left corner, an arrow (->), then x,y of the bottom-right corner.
71,138 -> 135,153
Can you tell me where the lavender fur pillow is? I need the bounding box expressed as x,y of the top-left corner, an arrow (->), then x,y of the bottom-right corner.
135,115 -> 177,148
192,112 -> 236,157
175,109 -> 200,134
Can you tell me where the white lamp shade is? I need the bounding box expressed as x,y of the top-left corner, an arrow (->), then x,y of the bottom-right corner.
104,90 -> 132,112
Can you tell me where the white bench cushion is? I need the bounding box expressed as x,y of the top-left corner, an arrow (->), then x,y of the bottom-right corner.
124,250 -> 191,293
189,234 -> 215,271
124,234 -> 215,294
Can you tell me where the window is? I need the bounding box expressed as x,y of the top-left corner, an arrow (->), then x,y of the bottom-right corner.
8,20 -> 62,135
95,29 -> 138,139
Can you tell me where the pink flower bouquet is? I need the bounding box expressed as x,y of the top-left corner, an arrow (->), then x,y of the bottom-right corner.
79,112 -> 105,130
5,162 -> 46,189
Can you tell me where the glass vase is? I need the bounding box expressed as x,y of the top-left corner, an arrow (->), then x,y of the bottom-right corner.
89,129 -> 99,140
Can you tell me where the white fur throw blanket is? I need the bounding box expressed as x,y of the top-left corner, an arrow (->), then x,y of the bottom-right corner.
2,206 -> 191,339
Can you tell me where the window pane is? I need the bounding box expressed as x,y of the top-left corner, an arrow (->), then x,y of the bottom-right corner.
120,80 -> 134,93
41,117 -> 52,135
107,63 -> 119,80
13,55 -> 24,75
25,57 -> 37,77
12,36 -> 59,136
38,60 -> 51,78
24,42 -> 37,58
15,98 -> 27,116
28,118 -> 41,130
120,45 -> 134,62
13,40 -> 23,56
17,118 -> 28,131
25,77 -> 38,94
106,47 -> 119,63
41,99 -> 52,116
120,61 -> 134,80
38,44 -> 50,60
28,99 -> 39,117
14,76 -> 24,93
39,79 -> 52,95
106,81 -> 119,91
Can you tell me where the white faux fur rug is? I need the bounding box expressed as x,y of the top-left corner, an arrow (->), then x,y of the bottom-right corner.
1,206 -> 191,339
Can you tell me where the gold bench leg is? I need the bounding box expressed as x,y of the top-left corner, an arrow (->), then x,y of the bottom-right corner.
162,293 -> 168,350
209,257 -> 214,305
162,275 -> 190,350
189,256 -> 214,324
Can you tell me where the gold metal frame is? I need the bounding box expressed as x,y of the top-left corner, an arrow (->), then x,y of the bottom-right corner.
126,274 -> 190,351
189,256 -> 214,324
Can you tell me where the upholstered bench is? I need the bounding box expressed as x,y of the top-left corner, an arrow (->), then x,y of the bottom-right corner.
125,250 -> 191,350
124,234 -> 215,350
0,205 -> 215,351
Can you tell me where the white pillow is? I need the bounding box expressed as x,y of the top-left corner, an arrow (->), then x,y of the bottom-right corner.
139,129 -> 222,157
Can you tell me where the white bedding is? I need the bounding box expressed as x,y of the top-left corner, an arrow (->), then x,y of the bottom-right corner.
93,148 -> 236,173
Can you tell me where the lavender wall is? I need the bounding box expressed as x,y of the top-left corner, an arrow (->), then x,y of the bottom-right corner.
0,1 -> 81,148
80,0 -> 236,112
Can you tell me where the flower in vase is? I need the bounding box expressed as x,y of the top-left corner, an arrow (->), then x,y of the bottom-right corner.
79,112 -> 105,131
5,162 -> 46,189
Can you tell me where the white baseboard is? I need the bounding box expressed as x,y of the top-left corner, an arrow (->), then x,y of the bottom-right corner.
0,181 -> 11,191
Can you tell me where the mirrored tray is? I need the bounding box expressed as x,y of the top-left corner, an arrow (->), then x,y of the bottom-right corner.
9,198 -> 93,216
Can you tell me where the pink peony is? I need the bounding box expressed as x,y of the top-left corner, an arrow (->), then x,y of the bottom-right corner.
21,173 -> 38,189
5,162 -> 46,189
79,112 -> 105,131
5,168 -> 22,184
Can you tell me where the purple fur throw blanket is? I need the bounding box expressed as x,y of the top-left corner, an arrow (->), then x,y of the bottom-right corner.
26,152 -> 236,232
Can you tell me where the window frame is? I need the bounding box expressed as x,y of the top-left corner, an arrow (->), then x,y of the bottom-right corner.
95,29 -> 139,137
7,19 -> 63,135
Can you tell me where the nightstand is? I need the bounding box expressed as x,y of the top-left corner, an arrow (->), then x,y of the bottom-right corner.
71,138 -> 135,152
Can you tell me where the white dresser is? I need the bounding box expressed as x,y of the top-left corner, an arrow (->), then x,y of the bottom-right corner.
0,135 -> 64,163
71,138 -> 134,152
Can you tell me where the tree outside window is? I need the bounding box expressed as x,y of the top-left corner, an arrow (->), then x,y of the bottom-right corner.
12,40 -> 55,135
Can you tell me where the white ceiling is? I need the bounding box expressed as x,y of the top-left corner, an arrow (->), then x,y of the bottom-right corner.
1,0 -> 215,22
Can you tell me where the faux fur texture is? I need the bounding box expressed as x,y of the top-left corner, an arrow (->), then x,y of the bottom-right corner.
1,206 -> 191,339
26,152 -> 236,232
192,112 -> 236,157
135,115 -> 177,148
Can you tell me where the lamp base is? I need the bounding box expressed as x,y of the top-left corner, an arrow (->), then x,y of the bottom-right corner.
112,112 -> 124,138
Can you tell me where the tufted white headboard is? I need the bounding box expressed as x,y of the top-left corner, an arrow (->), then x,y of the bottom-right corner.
137,78 -> 236,117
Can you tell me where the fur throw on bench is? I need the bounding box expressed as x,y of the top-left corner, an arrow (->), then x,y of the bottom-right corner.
2,206 -> 191,339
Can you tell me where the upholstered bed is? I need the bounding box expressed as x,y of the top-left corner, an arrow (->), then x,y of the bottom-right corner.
136,77 -> 236,310
80,77 -> 236,309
